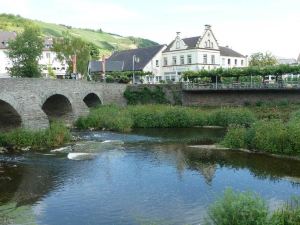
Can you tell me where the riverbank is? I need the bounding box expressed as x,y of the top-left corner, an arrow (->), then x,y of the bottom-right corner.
75,104 -> 256,132
0,121 -> 71,152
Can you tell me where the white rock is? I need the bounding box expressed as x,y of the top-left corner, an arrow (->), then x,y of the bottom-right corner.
67,153 -> 96,161
51,146 -> 73,153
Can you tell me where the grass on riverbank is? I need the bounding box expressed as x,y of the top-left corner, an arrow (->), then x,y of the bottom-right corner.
0,121 -> 71,151
222,110 -> 300,155
207,189 -> 300,225
75,105 -> 256,132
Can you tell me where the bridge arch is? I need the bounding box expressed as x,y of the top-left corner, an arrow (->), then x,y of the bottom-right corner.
83,93 -> 102,108
0,99 -> 22,131
42,94 -> 74,123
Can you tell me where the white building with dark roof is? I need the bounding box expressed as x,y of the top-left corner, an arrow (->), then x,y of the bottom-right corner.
0,32 -> 67,78
162,25 -> 248,82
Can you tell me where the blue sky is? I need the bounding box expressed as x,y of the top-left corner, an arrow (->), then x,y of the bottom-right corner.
1,0 -> 300,58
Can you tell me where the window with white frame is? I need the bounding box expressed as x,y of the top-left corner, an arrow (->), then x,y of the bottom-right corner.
187,55 -> 192,64
211,55 -> 215,64
228,59 -> 231,65
172,56 -> 177,65
235,59 -> 238,66
180,55 -> 184,65
156,60 -> 159,67
46,53 -> 51,58
163,57 -> 168,66
241,60 -> 244,66
222,58 -> 225,66
176,41 -> 180,49
203,54 -> 208,64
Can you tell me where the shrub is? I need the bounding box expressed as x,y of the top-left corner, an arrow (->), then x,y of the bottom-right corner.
270,198 -> 300,225
222,125 -> 247,149
128,105 -> 207,128
252,120 -> 291,154
76,105 -> 133,132
207,189 -> 269,225
208,108 -> 256,127
0,121 -> 70,151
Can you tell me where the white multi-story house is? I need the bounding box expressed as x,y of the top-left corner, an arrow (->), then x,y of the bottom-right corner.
0,32 -> 67,78
161,25 -> 248,82
96,25 -> 247,83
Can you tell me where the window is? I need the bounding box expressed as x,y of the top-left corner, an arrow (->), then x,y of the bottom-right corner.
176,41 -> 180,49
165,76 -> 170,81
207,40 -> 211,48
172,56 -> 177,65
235,59 -> 238,66
180,55 -> 184,65
171,76 -> 176,81
163,57 -> 168,66
187,55 -> 192,64
222,58 -> 225,66
203,54 -> 208,64
211,55 -> 215,64
211,42 -> 214,48
228,59 -> 231,65
46,53 -> 51,58
241,60 -> 244,66
156,60 -> 159,67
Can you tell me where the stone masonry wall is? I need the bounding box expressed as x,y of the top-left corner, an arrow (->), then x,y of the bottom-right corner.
0,78 -> 127,130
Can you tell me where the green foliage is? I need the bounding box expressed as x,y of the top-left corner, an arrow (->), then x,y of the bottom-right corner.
249,52 -> 277,67
221,125 -> 247,149
128,105 -> 207,128
0,121 -> 70,151
252,120 -> 291,154
270,198 -> 300,225
207,189 -> 269,225
75,105 -> 133,132
124,86 -> 170,105
7,26 -> 44,77
207,190 -> 300,225
183,65 -> 300,81
208,108 -> 256,127
75,105 -> 256,131
0,13 -> 158,55
52,33 -> 91,76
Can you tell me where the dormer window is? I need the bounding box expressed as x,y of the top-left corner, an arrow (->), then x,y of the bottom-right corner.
176,41 -> 180,49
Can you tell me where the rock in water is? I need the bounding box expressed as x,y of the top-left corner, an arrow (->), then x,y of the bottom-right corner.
101,140 -> 124,145
51,146 -> 73,153
67,153 -> 96,161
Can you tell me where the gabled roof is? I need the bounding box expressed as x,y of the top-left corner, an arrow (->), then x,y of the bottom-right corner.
0,31 -> 17,49
108,45 -> 165,71
88,60 -> 124,73
219,46 -> 245,58
164,36 -> 201,52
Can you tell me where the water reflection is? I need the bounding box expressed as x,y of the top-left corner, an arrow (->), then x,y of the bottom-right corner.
0,129 -> 300,225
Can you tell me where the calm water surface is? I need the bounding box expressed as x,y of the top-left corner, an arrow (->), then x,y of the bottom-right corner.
1,128 -> 300,225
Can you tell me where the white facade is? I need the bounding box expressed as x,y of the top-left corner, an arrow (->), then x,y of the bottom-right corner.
0,33 -> 67,78
159,25 -> 248,82
142,45 -> 166,83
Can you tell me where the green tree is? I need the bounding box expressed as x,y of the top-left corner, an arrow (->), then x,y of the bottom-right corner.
249,52 -> 277,67
52,32 -> 98,76
7,26 -> 44,77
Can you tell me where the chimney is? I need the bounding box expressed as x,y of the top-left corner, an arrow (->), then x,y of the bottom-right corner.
205,24 -> 212,30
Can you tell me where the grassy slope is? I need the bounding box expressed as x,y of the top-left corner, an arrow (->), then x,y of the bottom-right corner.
0,14 -> 158,54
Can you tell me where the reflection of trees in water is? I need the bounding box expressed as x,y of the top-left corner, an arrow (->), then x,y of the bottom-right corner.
183,147 -> 300,184
147,143 -> 300,185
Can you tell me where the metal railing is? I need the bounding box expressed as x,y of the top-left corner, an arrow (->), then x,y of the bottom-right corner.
182,82 -> 300,91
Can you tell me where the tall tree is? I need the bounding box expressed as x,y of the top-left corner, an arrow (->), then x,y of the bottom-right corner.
52,32 -> 98,76
249,52 -> 277,67
7,26 -> 44,77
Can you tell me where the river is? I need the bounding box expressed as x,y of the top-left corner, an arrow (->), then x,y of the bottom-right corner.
1,128 -> 300,225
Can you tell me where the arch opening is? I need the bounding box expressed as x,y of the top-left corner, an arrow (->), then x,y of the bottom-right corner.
42,94 -> 73,123
83,93 -> 102,108
0,100 -> 22,131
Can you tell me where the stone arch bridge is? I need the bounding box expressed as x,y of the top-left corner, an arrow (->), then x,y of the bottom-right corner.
0,78 -> 127,131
